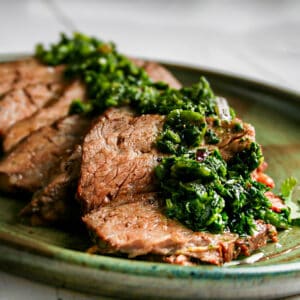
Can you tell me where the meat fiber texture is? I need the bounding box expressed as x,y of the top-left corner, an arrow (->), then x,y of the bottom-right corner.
0,58 -> 65,135
0,115 -> 90,193
3,80 -> 85,152
21,145 -> 83,225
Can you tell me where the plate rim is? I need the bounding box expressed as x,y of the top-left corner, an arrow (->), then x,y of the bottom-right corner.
1,227 -> 300,280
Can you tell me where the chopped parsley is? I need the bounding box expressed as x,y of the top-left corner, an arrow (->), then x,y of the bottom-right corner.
155,149 -> 290,236
36,33 -> 217,117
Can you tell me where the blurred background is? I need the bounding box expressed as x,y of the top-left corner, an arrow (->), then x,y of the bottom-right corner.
0,0 -> 299,299
0,0 -> 299,93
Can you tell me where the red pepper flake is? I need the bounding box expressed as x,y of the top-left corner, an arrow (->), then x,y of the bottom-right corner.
196,149 -> 208,162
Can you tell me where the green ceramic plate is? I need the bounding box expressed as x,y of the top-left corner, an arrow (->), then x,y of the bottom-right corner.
0,55 -> 300,299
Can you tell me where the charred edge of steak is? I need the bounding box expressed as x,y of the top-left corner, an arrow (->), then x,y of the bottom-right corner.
20,146 -> 82,226
163,221 -> 277,266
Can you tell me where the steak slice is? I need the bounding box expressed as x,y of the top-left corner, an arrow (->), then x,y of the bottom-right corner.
21,145 -> 82,225
0,82 -> 64,137
83,194 -> 238,265
77,107 -> 165,212
2,80 -> 85,151
0,58 -> 64,96
0,58 -> 38,96
83,194 -> 276,265
0,115 -> 90,193
79,108 -> 276,265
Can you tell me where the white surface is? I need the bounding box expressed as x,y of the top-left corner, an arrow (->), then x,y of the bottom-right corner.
0,0 -> 299,299
0,0 -> 299,94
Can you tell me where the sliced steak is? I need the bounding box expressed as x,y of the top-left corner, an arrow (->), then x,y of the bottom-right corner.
2,58 -> 178,151
21,145 -> 82,225
83,194 -> 238,265
0,82 -> 63,137
83,194 -> 276,265
78,108 -> 276,265
78,110 -> 242,212
2,80 -> 85,151
77,107 -> 165,212
0,58 -> 64,96
0,115 -> 90,193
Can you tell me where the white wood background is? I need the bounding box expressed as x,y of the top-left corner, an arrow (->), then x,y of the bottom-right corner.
0,0 -> 299,299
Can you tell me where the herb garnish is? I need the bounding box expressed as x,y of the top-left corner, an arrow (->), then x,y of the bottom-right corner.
36,33 -> 217,117
155,149 -> 290,235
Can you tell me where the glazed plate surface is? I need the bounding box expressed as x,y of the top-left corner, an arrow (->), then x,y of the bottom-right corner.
0,55 -> 300,299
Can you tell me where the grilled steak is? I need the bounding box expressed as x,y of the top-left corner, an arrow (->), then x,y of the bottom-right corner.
84,196 -> 275,265
0,54 -> 278,265
78,108 -> 275,265
0,58 -> 64,96
17,60 -> 182,224
21,146 -> 82,225
1,57 -> 179,152
3,81 -> 85,151
0,115 -> 90,193
77,108 -> 165,212
78,109 -> 256,212
23,109 -> 256,226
